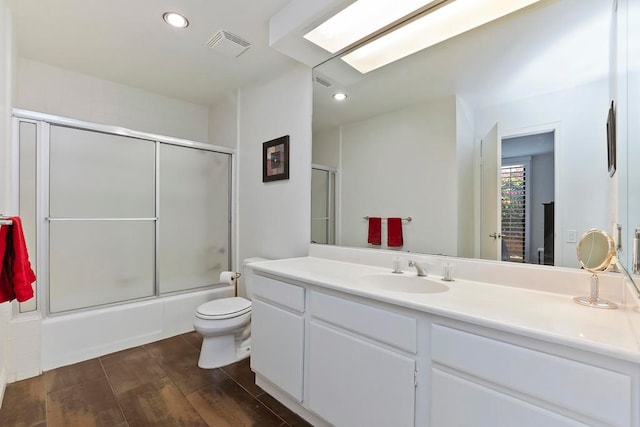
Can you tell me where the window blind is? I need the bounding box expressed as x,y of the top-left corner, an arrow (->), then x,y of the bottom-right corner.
501,164 -> 527,262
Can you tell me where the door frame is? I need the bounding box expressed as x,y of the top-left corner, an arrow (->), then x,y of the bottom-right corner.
500,122 -> 562,266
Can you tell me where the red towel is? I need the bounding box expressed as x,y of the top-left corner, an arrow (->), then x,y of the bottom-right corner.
0,217 -> 36,303
387,217 -> 404,247
367,217 -> 382,245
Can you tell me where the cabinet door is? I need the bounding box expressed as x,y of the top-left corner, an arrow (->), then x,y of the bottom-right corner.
431,369 -> 588,427
308,321 -> 415,427
251,299 -> 304,401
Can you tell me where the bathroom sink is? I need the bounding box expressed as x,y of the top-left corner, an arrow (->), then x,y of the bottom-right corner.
360,274 -> 449,294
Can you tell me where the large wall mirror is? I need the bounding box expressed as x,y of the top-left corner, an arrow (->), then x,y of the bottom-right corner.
311,0 -> 622,269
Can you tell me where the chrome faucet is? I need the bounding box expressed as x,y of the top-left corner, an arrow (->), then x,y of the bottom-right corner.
408,260 -> 428,276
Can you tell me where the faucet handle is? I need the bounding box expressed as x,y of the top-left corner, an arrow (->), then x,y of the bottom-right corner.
442,261 -> 455,282
392,256 -> 404,274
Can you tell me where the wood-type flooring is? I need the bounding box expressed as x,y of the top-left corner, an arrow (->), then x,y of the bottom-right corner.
0,331 -> 312,427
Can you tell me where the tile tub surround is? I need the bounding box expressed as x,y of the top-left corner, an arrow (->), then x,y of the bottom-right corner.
251,245 -> 640,363
0,332 -> 311,427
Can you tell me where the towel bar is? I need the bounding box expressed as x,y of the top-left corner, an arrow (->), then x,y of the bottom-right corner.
363,216 -> 412,222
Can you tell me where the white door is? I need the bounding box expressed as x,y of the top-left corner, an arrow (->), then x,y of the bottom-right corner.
480,123 -> 501,261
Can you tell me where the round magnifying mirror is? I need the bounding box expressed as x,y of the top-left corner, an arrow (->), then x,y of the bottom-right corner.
576,229 -> 615,272
574,229 -> 617,309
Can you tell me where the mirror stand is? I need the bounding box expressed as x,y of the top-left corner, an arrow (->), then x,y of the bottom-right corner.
573,273 -> 618,309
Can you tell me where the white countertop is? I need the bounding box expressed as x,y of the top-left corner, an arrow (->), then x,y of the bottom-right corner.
251,256 -> 640,363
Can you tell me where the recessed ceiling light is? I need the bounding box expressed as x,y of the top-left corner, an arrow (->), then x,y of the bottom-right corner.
304,0 -> 433,54
341,0 -> 542,73
332,93 -> 348,101
163,12 -> 189,28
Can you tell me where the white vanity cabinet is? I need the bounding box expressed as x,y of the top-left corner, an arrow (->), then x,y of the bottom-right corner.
249,264 -> 640,427
251,272 -> 419,427
250,275 -> 305,402
429,323 -> 637,427
307,291 -> 418,427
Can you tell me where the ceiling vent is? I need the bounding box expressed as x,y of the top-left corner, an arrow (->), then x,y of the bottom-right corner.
314,76 -> 333,88
206,30 -> 251,57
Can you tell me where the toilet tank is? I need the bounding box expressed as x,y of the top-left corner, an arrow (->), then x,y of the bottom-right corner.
242,257 -> 269,299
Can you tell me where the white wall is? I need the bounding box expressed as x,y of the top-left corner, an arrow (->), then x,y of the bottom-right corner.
475,79 -> 609,268
312,127 -> 340,168
0,10 -> 54,390
339,97 -> 458,255
236,64 -> 312,291
456,96 -> 475,258
0,0 -> 13,403
208,92 -> 238,149
16,58 -> 210,143
0,0 -> 12,215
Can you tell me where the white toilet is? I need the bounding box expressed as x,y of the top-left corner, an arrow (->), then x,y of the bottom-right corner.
193,257 -> 267,369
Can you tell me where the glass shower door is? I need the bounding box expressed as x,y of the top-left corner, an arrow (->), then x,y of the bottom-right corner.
158,144 -> 231,294
18,116 -> 234,314
48,125 -> 156,313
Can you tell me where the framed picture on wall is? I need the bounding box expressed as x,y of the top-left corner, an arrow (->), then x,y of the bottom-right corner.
607,100 -> 616,177
263,135 -> 290,182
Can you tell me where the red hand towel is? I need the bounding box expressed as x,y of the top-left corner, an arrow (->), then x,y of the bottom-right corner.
367,217 -> 382,245
387,217 -> 404,247
0,217 -> 36,303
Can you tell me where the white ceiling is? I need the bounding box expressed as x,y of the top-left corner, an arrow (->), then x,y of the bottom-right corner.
7,0 -> 300,107
6,0 -> 612,120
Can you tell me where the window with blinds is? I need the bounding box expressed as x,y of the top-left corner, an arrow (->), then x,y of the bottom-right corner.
501,161 -> 529,262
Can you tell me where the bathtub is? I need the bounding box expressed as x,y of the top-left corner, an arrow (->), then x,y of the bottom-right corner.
39,285 -> 234,371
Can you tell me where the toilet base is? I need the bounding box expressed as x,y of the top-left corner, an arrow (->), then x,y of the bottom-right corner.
198,335 -> 251,369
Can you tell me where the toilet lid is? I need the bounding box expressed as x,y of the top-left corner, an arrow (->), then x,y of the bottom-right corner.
196,297 -> 251,320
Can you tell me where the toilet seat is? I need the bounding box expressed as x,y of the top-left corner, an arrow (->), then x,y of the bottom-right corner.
196,297 -> 251,320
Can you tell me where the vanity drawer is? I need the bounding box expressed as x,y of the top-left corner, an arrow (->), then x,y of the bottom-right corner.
431,324 -> 632,427
310,291 -> 417,353
431,368 -> 589,427
253,275 -> 305,313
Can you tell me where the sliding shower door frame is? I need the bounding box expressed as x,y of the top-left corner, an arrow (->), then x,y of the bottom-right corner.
12,109 -> 235,317
9,116 -> 45,316
311,164 -> 337,245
